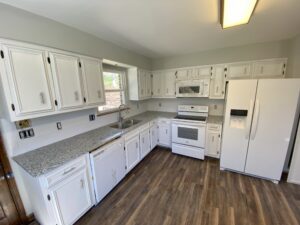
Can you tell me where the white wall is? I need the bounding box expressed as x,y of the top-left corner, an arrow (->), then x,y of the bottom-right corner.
0,3 -> 151,70
287,34 -> 300,78
147,98 -> 224,116
151,40 -> 290,70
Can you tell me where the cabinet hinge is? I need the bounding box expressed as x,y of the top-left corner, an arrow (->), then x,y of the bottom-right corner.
124,147 -> 126,151
11,104 -> 15,111
47,57 -> 51,64
83,97 -> 86,103
47,194 -> 51,201
283,64 -> 286,68
0,50 -> 4,59
54,100 -> 58,106
224,68 -> 227,72
79,62 -> 82,68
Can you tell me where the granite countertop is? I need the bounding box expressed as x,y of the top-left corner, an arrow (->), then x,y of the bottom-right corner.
207,115 -> 224,125
13,111 -> 176,177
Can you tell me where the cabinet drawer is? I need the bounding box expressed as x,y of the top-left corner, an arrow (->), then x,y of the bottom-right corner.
44,157 -> 86,188
207,124 -> 222,131
139,123 -> 150,132
149,120 -> 157,127
157,119 -> 171,125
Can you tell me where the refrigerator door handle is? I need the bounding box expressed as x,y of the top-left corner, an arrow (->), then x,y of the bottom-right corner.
251,99 -> 260,140
245,99 -> 254,139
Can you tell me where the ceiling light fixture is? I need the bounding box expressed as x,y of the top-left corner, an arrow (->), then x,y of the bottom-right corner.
220,0 -> 258,29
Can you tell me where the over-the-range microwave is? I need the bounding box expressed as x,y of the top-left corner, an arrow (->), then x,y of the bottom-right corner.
175,79 -> 210,98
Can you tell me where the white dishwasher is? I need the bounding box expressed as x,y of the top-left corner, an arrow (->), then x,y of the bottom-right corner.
90,137 -> 126,203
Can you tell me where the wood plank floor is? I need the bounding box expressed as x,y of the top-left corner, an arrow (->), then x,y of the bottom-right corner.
76,147 -> 300,225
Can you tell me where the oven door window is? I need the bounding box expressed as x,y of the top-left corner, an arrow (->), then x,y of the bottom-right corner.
177,127 -> 198,140
178,86 -> 200,94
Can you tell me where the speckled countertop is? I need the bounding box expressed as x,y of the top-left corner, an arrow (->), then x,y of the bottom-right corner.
207,115 -> 224,125
13,111 -> 176,177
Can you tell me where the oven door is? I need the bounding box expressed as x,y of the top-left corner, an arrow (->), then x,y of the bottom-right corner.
172,121 -> 206,148
176,80 -> 203,97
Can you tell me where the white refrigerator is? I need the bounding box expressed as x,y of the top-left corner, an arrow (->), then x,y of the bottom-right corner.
220,79 -> 300,182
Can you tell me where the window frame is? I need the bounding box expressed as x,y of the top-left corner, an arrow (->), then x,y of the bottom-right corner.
97,66 -> 127,115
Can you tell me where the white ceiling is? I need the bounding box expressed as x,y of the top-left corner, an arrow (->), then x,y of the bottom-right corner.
1,0 -> 300,58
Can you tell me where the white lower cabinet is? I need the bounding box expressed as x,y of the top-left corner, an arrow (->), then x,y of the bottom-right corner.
48,169 -> 92,225
205,124 -> 222,158
158,119 -> 171,147
124,130 -> 141,173
90,138 -> 126,203
140,126 -> 151,159
150,121 -> 159,150
20,155 -> 94,225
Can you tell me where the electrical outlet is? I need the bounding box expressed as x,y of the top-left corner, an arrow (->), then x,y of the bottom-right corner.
89,114 -> 95,121
57,122 -> 62,130
19,128 -> 35,139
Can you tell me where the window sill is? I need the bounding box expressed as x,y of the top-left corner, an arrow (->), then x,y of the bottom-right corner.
97,107 -> 130,117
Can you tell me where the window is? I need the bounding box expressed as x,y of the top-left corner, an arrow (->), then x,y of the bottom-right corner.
98,69 -> 126,112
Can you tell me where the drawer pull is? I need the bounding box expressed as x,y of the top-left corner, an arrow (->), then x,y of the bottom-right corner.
63,167 -> 76,175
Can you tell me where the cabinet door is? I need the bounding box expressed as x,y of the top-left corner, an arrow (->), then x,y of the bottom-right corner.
209,65 -> 226,99
150,125 -> 158,150
80,57 -> 105,106
125,135 -> 140,172
152,72 -> 163,97
158,123 -> 171,147
49,169 -> 92,225
49,52 -> 84,110
198,66 -> 211,78
140,129 -> 151,159
138,70 -> 146,99
205,131 -> 221,158
145,71 -> 152,98
227,62 -> 252,79
90,139 -> 125,203
252,59 -> 287,78
164,71 -> 176,97
2,45 -> 54,115
176,69 -> 188,80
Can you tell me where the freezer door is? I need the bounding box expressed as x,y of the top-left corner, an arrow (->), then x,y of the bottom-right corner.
245,79 -> 300,181
220,80 -> 258,172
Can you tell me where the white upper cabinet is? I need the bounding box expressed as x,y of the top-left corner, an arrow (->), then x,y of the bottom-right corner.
152,71 -> 164,97
80,57 -> 105,106
128,68 -> 151,101
176,69 -> 188,80
252,58 -> 287,78
145,71 -> 152,98
164,70 -> 176,97
227,62 -> 252,79
1,44 -> 55,116
209,65 -> 226,99
49,52 -> 84,110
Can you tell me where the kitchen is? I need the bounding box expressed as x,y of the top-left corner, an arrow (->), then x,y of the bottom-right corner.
0,0 -> 300,225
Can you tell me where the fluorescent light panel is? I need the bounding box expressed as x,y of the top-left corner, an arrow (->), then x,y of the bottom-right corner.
221,0 -> 258,29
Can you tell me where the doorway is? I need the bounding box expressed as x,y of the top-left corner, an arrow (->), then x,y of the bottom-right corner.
0,134 -> 30,225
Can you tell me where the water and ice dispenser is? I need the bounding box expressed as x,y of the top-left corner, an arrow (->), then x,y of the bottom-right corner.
229,109 -> 248,129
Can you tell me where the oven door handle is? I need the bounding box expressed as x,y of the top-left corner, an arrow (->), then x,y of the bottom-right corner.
172,122 -> 206,128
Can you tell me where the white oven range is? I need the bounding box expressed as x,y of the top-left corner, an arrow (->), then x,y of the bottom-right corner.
171,105 -> 208,160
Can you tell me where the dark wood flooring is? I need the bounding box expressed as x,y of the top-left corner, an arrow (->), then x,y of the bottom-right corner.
76,147 -> 300,225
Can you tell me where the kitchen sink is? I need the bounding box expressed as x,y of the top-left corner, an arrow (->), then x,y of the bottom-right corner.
110,119 -> 141,129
